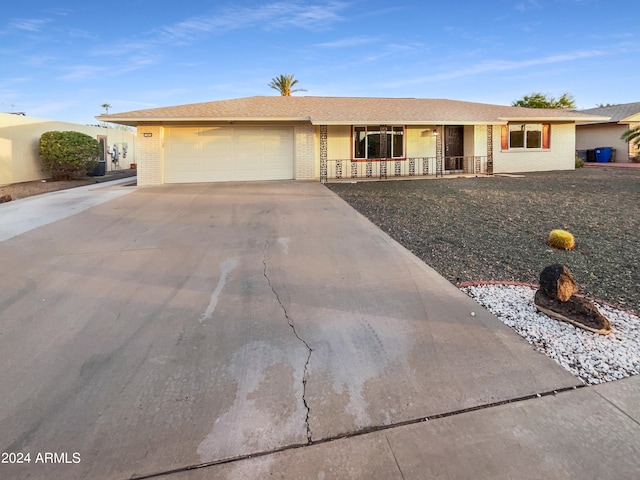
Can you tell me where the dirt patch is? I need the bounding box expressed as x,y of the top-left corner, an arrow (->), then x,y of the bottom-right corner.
0,170 -> 137,201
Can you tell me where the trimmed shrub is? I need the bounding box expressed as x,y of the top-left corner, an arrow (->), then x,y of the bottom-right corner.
575,155 -> 584,168
547,229 -> 575,250
38,131 -> 100,180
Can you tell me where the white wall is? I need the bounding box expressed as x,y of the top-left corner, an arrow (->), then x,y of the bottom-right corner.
0,112 -> 136,185
492,123 -> 575,173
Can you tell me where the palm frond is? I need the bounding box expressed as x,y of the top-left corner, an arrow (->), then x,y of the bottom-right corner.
268,74 -> 307,96
621,127 -> 640,147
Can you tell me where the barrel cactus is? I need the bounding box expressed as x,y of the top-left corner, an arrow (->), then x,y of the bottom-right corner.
546,229 -> 575,250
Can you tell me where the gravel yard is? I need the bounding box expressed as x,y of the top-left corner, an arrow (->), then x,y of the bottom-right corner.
462,284 -> 639,384
327,168 -> 640,314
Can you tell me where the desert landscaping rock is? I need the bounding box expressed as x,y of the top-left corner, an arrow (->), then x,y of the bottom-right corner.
462,283 -> 640,385
535,263 -> 611,334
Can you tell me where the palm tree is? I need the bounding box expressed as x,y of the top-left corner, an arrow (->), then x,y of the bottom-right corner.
621,127 -> 640,148
268,74 -> 306,96
101,103 -> 112,114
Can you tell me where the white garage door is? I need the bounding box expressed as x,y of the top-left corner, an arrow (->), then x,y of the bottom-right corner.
165,126 -> 294,183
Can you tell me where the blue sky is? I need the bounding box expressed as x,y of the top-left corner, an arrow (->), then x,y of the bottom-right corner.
1,0 -> 638,124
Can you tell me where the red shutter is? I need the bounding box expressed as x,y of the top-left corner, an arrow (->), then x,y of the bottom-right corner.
501,125 -> 509,150
542,124 -> 551,149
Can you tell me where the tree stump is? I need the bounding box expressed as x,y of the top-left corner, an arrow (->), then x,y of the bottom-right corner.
534,264 -> 611,335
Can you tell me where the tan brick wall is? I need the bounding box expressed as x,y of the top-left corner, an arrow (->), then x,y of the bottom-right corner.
294,122 -> 316,180
136,126 -> 163,186
493,123 -> 575,173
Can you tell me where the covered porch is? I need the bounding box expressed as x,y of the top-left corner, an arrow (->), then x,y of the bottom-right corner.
319,124 -> 494,183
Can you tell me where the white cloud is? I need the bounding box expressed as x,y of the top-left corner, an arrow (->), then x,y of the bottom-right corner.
7,18 -> 51,32
44,8 -> 72,17
514,0 -> 542,12
155,1 -> 349,42
29,101 -> 77,117
66,28 -> 95,40
314,36 -> 375,48
22,54 -> 59,66
381,49 -> 605,87
58,54 -> 159,81
58,65 -> 109,81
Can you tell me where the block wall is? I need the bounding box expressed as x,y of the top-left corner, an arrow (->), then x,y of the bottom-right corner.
136,126 -> 163,186
294,122 -> 316,180
493,123 -> 575,173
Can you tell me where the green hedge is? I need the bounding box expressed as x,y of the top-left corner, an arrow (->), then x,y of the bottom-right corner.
38,131 -> 100,180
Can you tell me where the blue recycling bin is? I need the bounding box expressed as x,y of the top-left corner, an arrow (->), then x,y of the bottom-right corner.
595,147 -> 612,163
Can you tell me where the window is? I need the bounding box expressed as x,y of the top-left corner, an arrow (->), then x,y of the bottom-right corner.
503,123 -> 550,150
354,126 -> 404,159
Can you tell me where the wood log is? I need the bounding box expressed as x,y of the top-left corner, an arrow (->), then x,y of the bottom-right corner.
534,289 -> 612,335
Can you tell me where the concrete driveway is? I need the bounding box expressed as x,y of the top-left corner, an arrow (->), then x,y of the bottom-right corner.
0,181 -> 580,479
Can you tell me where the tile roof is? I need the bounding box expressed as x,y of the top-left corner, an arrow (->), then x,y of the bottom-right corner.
576,102 -> 640,124
98,96 -> 609,126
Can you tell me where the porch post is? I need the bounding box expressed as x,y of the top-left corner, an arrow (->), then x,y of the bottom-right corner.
435,125 -> 444,177
486,125 -> 493,175
320,125 -> 328,183
379,125 -> 387,179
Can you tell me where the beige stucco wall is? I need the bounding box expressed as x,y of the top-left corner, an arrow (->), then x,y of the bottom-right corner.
0,112 -> 137,186
406,126 -> 437,157
326,125 -> 351,159
492,122 -> 575,173
575,123 -> 633,162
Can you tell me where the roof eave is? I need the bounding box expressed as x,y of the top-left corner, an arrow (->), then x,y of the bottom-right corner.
621,113 -> 640,123
499,115 -> 610,122
313,120 -> 505,126
95,116 -> 312,125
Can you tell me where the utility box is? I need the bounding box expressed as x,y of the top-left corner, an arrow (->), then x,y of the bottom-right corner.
91,160 -> 106,176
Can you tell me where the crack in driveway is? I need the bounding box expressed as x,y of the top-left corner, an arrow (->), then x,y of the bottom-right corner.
262,244 -> 313,444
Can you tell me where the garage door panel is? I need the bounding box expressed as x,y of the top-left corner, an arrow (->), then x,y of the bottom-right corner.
165,126 -> 294,183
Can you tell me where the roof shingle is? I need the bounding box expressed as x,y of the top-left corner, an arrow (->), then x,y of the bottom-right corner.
98,96 -> 609,126
576,102 -> 640,124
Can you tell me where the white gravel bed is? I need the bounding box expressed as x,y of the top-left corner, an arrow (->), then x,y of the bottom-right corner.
461,284 -> 640,385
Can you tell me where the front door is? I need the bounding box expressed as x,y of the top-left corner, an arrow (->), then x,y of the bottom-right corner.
444,126 -> 464,171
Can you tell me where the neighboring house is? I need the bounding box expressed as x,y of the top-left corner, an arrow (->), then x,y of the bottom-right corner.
97,96 -> 606,186
575,102 -> 640,162
0,112 -> 137,186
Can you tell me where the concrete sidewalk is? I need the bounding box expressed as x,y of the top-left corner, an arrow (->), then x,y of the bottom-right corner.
0,176 -> 136,241
173,375 -> 640,480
